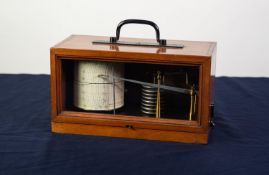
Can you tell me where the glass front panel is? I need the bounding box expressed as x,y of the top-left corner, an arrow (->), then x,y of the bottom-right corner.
61,59 -> 199,121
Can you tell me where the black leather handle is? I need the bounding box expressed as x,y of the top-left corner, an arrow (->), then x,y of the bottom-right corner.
110,19 -> 166,46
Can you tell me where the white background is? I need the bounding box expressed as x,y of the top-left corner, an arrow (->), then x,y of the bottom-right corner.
0,0 -> 268,77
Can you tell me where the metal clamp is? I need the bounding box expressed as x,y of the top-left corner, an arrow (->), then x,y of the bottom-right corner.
210,104 -> 215,128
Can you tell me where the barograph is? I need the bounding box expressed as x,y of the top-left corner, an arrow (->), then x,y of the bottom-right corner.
50,19 -> 216,143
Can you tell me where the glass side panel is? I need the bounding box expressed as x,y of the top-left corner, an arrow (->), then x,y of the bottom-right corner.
61,59 -> 199,121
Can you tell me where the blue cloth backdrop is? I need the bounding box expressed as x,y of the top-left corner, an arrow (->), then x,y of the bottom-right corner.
0,74 -> 269,175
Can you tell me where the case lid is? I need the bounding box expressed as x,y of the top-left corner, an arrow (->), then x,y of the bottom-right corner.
52,35 -> 216,58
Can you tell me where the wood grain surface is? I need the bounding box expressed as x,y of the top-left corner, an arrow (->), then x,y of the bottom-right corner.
50,35 -> 216,143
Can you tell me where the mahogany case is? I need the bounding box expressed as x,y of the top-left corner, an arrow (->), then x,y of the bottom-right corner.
50,34 -> 216,144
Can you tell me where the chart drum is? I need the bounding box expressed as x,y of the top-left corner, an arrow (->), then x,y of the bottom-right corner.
73,61 -> 125,111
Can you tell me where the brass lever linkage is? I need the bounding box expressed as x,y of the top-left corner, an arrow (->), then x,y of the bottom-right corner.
189,85 -> 197,121
155,71 -> 161,119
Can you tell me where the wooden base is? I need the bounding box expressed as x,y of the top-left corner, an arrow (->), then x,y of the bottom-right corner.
51,122 -> 209,144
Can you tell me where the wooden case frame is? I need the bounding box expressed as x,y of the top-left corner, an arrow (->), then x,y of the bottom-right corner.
50,35 -> 216,144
